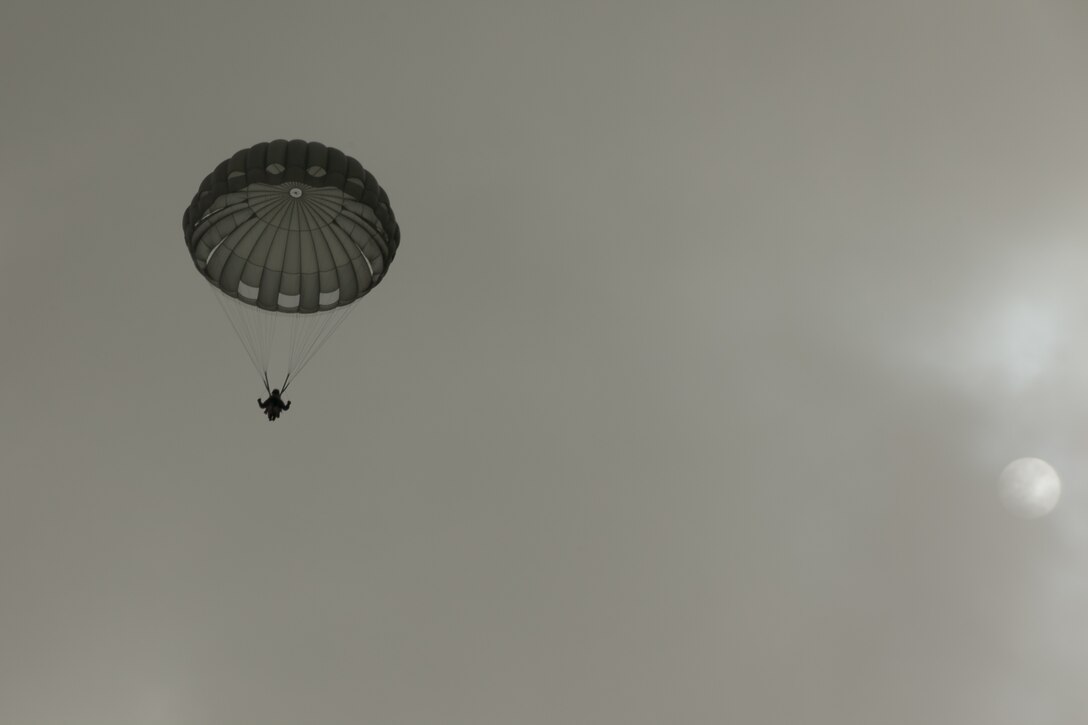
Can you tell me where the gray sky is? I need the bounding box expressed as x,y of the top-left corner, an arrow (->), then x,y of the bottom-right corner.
3,1 -> 1088,723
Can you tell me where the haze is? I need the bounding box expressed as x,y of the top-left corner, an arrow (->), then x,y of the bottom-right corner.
3,2 -> 1088,723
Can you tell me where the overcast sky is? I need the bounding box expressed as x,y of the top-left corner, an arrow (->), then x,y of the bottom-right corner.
3,2 -> 1088,723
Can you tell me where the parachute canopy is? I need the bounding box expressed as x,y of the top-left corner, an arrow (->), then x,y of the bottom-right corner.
183,140 -> 400,391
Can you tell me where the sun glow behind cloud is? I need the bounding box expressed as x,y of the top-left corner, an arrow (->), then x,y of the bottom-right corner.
902,235 -> 1088,398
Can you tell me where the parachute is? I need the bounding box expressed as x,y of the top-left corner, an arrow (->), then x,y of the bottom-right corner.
182,139 -> 400,395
